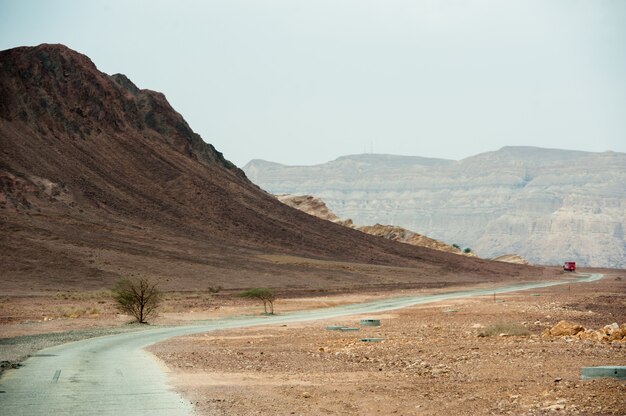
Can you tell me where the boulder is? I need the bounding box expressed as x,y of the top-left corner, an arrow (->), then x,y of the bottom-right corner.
545,321 -> 626,342
603,323 -> 625,341
544,320 -> 584,337
577,329 -> 605,342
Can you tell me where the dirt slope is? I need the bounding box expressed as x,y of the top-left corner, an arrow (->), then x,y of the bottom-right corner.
0,44 -> 551,292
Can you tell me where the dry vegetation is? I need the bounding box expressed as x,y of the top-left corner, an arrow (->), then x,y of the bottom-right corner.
478,322 -> 530,337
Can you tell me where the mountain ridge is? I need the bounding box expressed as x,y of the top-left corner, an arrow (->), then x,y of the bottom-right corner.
244,148 -> 626,267
0,44 -> 545,292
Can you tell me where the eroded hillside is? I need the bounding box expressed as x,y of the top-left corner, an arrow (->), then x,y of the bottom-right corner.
0,44 -> 546,292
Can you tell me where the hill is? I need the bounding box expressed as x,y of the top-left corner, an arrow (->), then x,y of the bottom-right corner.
277,194 -> 473,256
0,44 -> 545,293
244,148 -> 626,267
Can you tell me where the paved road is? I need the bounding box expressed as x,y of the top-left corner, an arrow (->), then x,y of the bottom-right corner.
0,274 -> 602,415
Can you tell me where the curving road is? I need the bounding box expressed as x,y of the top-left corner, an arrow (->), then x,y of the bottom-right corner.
0,274 -> 602,415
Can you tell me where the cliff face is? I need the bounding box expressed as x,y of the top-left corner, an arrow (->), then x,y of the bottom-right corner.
244,148 -> 626,268
1,44 -> 535,290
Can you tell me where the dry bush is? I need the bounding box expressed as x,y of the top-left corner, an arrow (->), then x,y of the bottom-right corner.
240,288 -> 276,314
112,277 -> 161,324
55,290 -> 112,301
54,306 -> 100,319
478,322 -> 530,337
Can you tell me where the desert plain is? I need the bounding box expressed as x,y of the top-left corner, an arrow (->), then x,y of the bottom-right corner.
2,269 -> 624,415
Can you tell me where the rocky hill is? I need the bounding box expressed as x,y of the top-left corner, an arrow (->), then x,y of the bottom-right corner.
244,149 -> 626,268
0,44 -> 544,292
276,194 -> 354,227
277,194 -> 471,256
492,254 -> 529,265
357,224 -> 473,256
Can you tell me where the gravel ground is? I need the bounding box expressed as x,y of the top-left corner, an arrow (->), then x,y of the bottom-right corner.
150,276 -> 626,415
2,274 -> 624,415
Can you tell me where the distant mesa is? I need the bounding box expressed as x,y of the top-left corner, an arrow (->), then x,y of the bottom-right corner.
244,147 -> 626,268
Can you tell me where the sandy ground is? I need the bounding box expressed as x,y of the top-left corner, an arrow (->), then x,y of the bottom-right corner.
148,274 -> 626,416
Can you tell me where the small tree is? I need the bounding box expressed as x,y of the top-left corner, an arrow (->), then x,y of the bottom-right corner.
112,277 -> 161,324
452,243 -> 460,250
239,288 -> 276,314
464,247 -> 472,254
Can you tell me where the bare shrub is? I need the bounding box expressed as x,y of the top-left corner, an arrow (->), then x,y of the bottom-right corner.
208,285 -> 223,293
478,322 -> 530,337
112,277 -> 161,324
55,306 -> 99,319
239,288 -> 276,314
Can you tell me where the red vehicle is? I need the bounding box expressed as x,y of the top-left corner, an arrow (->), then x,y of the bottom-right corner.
563,261 -> 576,272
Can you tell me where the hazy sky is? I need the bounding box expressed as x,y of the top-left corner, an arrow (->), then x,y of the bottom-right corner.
1,0 -> 625,166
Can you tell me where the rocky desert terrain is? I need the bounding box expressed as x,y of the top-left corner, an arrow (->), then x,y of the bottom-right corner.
2,270 -> 624,415
244,149 -> 626,268
1,44 -> 624,416
150,273 -> 626,415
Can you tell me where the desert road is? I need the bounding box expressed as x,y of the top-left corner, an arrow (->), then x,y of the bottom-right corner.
0,274 -> 602,415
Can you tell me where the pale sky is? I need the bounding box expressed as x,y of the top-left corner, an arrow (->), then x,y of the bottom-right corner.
1,0 -> 625,166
